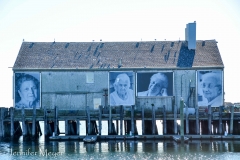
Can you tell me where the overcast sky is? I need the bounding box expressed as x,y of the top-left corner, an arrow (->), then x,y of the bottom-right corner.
0,0 -> 240,107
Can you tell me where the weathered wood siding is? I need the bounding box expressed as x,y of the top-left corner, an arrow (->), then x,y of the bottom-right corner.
40,70 -> 197,112
174,70 -> 196,112
41,71 -> 108,109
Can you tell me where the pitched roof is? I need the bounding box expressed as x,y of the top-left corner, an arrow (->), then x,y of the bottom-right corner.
13,40 -> 224,70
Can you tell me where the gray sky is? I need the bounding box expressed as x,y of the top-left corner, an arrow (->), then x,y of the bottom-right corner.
0,0 -> 240,107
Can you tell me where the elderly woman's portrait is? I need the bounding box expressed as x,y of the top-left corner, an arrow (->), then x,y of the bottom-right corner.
15,73 -> 40,109
197,70 -> 223,107
109,72 -> 135,106
137,72 -> 173,97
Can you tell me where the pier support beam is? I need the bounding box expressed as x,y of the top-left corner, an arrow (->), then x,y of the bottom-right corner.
99,105 -> 102,135
196,106 -> 200,134
208,105 -> 212,134
120,105 -> 123,135
10,107 -> 14,137
180,98 -> 184,140
32,106 -> 36,138
163,105 -> 167,135
173,97 -> 177,135
230,105 -> 234,135
0,108 -> 4,137
21,108 -> 27,137
219,106 -> 223,135
54,106 -> 58,136
142,105 -> 145,135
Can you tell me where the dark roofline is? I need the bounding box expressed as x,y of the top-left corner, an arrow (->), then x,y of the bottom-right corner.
12,66 -> 224,72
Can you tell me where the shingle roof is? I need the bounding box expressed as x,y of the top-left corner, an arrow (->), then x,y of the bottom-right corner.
13,40 -> 224,70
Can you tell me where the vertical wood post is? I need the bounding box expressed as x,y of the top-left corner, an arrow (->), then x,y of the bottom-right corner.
142,105 -> 145,135
186,103 -> 189,135
0,108 -> 4,137
108,106 -> 112,135
196,106 -> 200,134
173,97 -> 177,135
10,107 -> 14,137
44,107 -> 47,137
163,105 -> 166,135
219,106 -> 223,135
230,105 -> 234,134
208,105 -> 212,134
131,105 -> 134,135
180,99 -> 184,140
65,120 -> 69,136
32,105 -> 36,137
21,107 -> 26,136
120,105 -> 123,135
76,119 -> 80,135
152,104 -> 156,134
116,120 -> 119,135
87,106 -> 91,135
54,106 -> 58,136
99,105 -> 102,135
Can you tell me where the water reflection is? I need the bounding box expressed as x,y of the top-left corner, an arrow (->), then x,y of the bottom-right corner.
1,138 -> 240,159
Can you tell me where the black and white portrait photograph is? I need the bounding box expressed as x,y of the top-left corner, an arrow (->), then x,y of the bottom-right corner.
109,72 -> 135,106
137,72 -> 173,97
197,70 -> 223,107
14,72 -> 40,109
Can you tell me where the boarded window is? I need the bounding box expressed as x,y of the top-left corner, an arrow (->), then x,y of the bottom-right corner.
86,72 -> 94,83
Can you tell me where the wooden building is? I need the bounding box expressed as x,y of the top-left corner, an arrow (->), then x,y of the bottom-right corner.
12,27 -> 224,112
7,22 -> 228,138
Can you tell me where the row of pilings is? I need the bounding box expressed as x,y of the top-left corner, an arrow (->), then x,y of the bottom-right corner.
0,104 -> 240,140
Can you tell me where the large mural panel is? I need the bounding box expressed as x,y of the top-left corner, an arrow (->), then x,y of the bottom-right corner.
109,72 -> 135,106
197,70 -> 223,107
137,72 -> 173,97
14,72 -> 41,109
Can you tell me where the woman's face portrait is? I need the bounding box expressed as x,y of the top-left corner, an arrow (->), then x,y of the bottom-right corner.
18,80 -> 38,103
202,76 -> 221,101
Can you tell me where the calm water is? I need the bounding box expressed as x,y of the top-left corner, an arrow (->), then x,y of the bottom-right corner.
1,122 -> 240,160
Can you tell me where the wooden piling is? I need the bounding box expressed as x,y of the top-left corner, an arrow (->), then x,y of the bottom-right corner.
196,106 -> 200,134
163,105 -> 167,135
37,121 -> 42,136
10,107 -> 14,137
163,105 -> 166,135
0,108 -> 4,137
108,106 -> 112,135
99,105 -> 102,135
208,105 -> 212,134
142,105 -> 145,135
230,105 -> 234,134
87,106 -> 91,135
65,120 -> 69,135
120,105 -> 123,135
76,119 -> 80,135
44,108 -> 47,137
219,106 -> 223,135
152,104 -> 156,135
116,120 -> 119,134
32,106 -> 36,137
54,106 -> 58,136
180,99 -> 184,140
173,98 -> 177,135
186,105 -> 189,135
21,107 -> 26,136
131,105 -> 134,135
